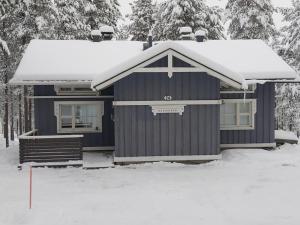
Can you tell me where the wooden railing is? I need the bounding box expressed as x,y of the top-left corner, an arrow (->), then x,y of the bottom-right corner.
19,130 -> 83,164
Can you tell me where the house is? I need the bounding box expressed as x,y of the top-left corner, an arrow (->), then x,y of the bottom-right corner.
10,27 -> 298,165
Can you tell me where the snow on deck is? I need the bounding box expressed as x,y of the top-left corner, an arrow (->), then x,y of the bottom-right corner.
275,130 -> 299,144
2,138 -> 300,225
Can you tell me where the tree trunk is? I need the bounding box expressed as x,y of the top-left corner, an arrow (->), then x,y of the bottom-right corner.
18,93 -> 22,135
24,86 -> 28,132
10,89 -> 14,141
4,71 -> 9,148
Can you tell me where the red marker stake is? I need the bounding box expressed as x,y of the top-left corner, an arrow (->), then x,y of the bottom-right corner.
29,166 -> 32,209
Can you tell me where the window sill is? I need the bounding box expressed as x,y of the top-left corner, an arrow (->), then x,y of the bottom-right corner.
220,127 -> 255,131
57,130 -> 102,134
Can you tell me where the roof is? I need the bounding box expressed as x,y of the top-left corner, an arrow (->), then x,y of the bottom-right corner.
10,40 -> 143,85
10,39 -> 297,88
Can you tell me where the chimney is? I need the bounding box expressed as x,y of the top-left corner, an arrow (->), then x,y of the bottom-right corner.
100,25 -> 114,41
143,31 -> 153,50
179,26 -> 194,40
195,30 -> 206,42
90,30 -> 102,42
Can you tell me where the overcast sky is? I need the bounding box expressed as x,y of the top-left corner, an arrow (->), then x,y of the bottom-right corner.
118,0 -> 293,27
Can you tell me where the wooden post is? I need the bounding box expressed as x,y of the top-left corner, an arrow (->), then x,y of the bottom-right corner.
10,88 -> 14,141
29,166 -> 32,209
19,93 -> 22,135
24,86 -> 28,132
28,97 -> 32,131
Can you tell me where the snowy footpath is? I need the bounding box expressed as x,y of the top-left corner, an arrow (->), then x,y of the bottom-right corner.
1,139 -> 300,225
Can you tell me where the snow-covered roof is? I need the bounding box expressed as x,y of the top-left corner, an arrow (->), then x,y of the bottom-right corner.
10,40 -> 143,85
10,39 -> 297,88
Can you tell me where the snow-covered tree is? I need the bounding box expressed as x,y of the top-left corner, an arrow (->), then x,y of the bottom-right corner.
279,0 -> 300,71
54,0 -> 88,39
226,0 -> 276,40
275,84 -> 300,132
85,0 -> 121,29
127,0 -> 155,41
152,0 -> 225,40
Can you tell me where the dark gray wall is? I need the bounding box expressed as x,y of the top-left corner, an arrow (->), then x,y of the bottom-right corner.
114,72 -> 221,157
220,83 -> 275,144
33,86 -> 114,147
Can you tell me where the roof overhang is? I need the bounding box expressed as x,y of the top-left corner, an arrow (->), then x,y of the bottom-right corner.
9,79 -> 92,86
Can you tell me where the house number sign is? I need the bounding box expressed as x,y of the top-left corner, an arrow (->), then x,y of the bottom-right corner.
151,105 -> 185,116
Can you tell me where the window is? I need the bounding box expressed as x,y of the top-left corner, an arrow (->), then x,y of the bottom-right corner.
54,101 -> 104,133
55,86 -> 97,96
220,82 -> 256,94
220,99 -> 256,130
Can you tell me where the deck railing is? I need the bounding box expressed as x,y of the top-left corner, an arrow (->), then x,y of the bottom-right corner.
19,129 -> 83,164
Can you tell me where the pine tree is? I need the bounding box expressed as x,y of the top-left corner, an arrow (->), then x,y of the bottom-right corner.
85,0 -> 121,30
127,0 -> 154,41
54,0 -> 88,39
152,0 -> 225,40
280,0 -> 300,71
275,84 -> 300,132
226,0 -> 276,40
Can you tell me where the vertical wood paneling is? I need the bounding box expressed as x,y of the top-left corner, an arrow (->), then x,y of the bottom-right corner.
114,72 -> 220,157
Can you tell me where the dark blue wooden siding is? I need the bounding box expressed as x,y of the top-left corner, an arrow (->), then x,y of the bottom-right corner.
114,72 -> 221,157
33,86 -> 114,147
220,83 -> 275,144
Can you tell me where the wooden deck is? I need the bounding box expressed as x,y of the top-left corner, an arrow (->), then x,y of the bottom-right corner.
19,130 -> 83,165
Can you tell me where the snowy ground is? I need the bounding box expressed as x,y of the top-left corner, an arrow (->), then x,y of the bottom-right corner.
1,138 -> 300,225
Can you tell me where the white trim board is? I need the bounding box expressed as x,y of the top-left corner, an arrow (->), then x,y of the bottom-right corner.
220,143 -> 276,149
113,100 -> 222,106
114,155 -> 222,163
83,146 -> 115,151
29,96 -> 114,99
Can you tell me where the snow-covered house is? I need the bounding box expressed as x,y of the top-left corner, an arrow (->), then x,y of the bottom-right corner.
10,28 -> 298,165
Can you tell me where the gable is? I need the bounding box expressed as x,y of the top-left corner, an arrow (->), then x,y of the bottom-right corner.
92,48 -> 244,91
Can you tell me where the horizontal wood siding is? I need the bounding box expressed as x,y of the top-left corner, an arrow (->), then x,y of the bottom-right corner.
114,72 -> 220,157
220,83 -> 275,144
19,137 -> 82,164
33,86 -> 114,147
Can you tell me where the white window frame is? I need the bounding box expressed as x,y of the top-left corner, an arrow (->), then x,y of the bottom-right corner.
54,101 -> 104,133
220,99 -> 257,130
55,86 -> 98,96
220,83 -> 256,94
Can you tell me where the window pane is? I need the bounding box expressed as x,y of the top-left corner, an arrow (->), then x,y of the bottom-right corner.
74,87 -> 92,91
240,115 -> 251,126
75,105 -> 98,129
60,105 -> 72,116
224,115 -> 237,125
60,87 -> 72,92
61,117 -> 72,128
224,103 -> 236,114
240,103 -> 251,113
220,103 -> 237,126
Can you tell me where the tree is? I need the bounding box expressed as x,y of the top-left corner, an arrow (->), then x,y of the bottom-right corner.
226,0 -> 276,41
54,0 -> 88,39
279,0 -> 300,71
85,0 -> 121,30
127,0 -> 155,41
152,0 -> 225,40
275,84 -> 300,132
